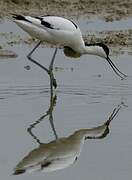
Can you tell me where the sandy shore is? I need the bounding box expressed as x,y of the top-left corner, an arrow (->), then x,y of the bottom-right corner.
0,0 -> 132,21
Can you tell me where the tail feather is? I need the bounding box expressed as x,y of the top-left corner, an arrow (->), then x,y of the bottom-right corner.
13,168 -> 26,175
12,14 -> 30,22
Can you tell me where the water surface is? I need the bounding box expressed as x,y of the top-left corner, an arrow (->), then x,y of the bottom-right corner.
0,17 -> 132,180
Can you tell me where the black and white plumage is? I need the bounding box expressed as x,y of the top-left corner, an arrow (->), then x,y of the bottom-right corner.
13,14 -> 127,79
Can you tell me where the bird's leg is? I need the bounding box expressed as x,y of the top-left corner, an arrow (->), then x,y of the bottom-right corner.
48,48 -> 58,89
27,41 -> 41,57
27,41 -> 49,74
49,48 -> 58,72
86,102 -> 125,140
49,112 -> 58,139
27,42 -> 58,88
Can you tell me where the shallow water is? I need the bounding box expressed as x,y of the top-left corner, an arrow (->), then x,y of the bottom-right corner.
78,17 -> 132,33
0,17 -> 132,180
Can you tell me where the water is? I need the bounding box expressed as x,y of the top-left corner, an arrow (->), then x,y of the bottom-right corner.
0,17 -> 132,180
78,17 -> 132,33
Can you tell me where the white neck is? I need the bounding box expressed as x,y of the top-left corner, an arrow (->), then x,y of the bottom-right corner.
82,45 -> 106,58
72,123 -> 108,141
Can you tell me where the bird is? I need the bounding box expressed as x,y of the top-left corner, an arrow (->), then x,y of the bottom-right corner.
13,122 -> 110,175
13,103 -> 122,175
12,14 -> 127,82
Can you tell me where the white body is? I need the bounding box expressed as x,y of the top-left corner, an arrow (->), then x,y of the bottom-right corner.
13,15 -> 126,79
14,16 -> 86,54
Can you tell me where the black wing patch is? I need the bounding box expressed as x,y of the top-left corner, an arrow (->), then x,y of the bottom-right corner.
34,16 -> 42,20
13,169 -> 26,175
12,14 -> 31,23
69,20 -> 78,29
34,16 -> 55,29
41,161 -> 51,169
41,20 -> 54,29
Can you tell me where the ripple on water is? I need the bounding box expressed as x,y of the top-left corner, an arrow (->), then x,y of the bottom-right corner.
0,85 -> 50,100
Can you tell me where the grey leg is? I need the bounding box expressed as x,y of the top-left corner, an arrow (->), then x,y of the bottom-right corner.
48,48 -> 58,89
27,42 -> 58,88
49,48 -> 58,72
27,41 -> 41,57
27,41 -> 49,73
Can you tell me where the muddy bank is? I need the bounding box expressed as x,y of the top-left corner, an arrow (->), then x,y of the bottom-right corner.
0,0 -> 132,21
0,0 -> 132,57
84,29 -> 132,50
3,29 -> 132,46
83,29 -> 132,55
0,49 -> 17,58
0,28 -> 131,56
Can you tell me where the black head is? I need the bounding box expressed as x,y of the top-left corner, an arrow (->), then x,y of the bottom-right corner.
85,42 -> 127,79
85,42 -> 109,57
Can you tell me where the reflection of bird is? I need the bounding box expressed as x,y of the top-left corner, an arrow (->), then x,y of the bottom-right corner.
13,123 -> 109,175
12,15 -> 126,79
13,103 -> 122,175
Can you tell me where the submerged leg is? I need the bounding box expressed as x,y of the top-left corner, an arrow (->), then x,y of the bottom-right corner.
49,48 -> 58,72
48,48 -> 58,89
